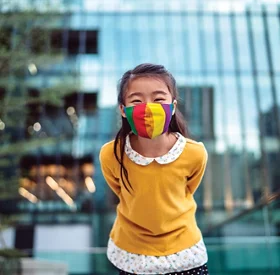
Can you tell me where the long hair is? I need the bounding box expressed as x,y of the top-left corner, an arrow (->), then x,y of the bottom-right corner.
113,63 -> 189,193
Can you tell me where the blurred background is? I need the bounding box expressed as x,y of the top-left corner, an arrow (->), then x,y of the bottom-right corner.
0,0 -> 280,274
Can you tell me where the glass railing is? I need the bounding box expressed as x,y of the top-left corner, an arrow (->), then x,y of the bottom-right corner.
205,237 -> 280,275
31,194 -> 280,275
31,237 -> 280,275
2,193 -> 279,274
203,192 -> 280,275
202,192 -> 280,238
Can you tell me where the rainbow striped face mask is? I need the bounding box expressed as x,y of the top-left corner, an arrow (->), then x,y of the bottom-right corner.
124,102 -> 175,139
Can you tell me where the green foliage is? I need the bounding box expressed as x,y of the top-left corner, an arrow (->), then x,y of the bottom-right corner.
0,3 -> 78,200
0,135 -> 66,157
0,0 -> 84,251
0,255 -> 22,275
0,248 -> 26,258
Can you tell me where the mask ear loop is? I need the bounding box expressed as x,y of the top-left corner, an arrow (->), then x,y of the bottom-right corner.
172,99 -> 177,115
120,104 -> 127,118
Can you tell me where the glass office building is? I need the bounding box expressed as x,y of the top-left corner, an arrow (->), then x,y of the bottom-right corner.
0,0 -> 279,274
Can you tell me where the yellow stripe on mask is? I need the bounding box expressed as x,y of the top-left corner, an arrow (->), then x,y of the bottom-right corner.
145,104 -> 154,138
149,103 -> 165,138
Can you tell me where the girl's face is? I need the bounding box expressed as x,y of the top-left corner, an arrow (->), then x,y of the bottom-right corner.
120,77 -> 176,117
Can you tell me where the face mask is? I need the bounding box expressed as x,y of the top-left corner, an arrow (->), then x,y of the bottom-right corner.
124,102 -> 175,139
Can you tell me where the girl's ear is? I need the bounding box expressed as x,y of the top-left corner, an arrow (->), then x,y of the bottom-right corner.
172,100 -> 177,115
119,105 -> 126,118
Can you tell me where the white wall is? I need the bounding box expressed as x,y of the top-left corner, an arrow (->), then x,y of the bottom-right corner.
1,227 -> 15,248
34,224 -> 92,250
34,225 -> 93,274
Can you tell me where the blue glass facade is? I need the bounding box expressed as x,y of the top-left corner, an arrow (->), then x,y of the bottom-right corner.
0,1 -> 280,274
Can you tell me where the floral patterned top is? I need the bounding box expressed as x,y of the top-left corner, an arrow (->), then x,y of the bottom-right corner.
107,238 -> 208,274
107,132 -> 208,274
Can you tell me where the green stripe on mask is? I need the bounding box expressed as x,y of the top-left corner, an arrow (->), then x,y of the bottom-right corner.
125,106 -> 137,135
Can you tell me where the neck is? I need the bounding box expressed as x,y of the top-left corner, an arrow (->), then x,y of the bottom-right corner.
130,132 -> 177,158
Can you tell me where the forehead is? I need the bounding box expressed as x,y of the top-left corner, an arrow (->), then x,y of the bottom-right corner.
125,77 -> 170,96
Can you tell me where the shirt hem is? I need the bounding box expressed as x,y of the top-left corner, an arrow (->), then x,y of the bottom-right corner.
107,239 -> 208,274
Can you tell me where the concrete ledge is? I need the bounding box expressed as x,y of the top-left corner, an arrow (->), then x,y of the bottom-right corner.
21,258 -> 68,275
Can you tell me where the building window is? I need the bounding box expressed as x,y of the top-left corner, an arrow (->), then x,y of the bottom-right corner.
85,30 -> 98,54
178,86 -> 214,140
31,29 -> 98,55
25,89 -> 98,138
19,154 -> 94,203
64,92 -> 98,114
67,30 -> 98,55
0,28 -> 11,75
51,29 -> 63,52
0,87 -> 5,120
25,88 -> 77,138
0,87 -> 5,101
0,27 -> 12,50
68,30 -> 80,54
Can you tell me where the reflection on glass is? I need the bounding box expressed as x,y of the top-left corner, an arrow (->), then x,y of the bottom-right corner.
0,1 -> 280,274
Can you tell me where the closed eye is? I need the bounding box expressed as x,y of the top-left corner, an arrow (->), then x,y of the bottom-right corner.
131,99 -> 142,103
154,98 -> 165,102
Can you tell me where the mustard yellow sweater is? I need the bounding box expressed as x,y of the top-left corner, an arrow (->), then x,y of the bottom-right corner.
99,137 -> 208,256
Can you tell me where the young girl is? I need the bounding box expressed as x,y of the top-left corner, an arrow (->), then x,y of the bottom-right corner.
99,63 -> 209,275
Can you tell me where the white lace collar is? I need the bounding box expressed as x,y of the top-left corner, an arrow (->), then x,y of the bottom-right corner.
125,132 -> 187,166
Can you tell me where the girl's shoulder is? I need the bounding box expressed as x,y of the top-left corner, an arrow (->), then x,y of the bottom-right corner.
183,137 -> 208,160
101,139 -> 115,150
99,140 -> 115,160
185,138 -> 205,148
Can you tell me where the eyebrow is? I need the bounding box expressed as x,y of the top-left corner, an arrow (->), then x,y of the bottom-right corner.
152,90 -> 168,96
127,90 -> 168,99
126,92 -> 143,99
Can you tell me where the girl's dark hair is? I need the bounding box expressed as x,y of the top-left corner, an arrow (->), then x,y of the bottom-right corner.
113,63 -> 188,193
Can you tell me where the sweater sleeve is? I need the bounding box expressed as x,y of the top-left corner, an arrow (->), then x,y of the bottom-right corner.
186,143 -> 208,195
99,143 -> 121,197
